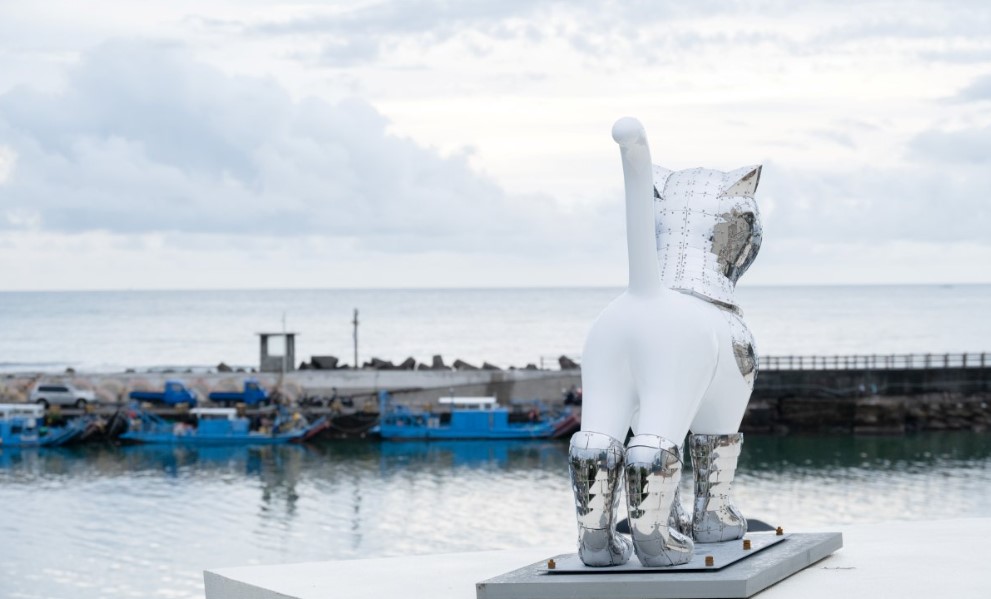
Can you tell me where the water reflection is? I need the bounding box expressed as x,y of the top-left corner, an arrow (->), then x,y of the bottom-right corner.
1,433 -> 990,599
1,443 -> 307,481
742,433 -> 991,472
376,439 -> 565,469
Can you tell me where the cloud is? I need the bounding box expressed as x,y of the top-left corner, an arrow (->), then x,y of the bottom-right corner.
0,228 -> 635,290
2,6 -> 990,288
953,73 -> 991,102
747,238 -> 991,286
241,1 -> 802,68
808,130 -> 855,148
759,160 -> 990,245
909,126 -> 991,165
251,1 -> 567,38
0,145 -> 15,184
0,40 -> 608,254
3,40 -> 984,267
235,0 -> 991,69
248,0 -> 566,65
314,36 -> 383,67
920,47 -> 991,65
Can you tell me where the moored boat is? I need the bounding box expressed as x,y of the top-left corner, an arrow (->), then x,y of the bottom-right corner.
377,393 -> 578,441
119,405 -> 325,445
0,403 -> 91,447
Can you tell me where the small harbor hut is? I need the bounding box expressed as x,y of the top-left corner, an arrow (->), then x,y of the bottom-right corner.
257,332 -> 299,373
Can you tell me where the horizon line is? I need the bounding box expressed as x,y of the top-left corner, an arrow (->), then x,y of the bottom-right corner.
1,282 -> 989,293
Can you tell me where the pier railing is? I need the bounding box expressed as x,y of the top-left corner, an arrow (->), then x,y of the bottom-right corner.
541,353 -> 989,371
761,353 -> 989,371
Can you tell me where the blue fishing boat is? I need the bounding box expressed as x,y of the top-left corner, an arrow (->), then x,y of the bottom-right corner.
119,406 -> 325,445
377,392 -> 579,441
0,404 -> 91,447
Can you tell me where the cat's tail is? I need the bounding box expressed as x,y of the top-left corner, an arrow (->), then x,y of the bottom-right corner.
612,117 -> 661,296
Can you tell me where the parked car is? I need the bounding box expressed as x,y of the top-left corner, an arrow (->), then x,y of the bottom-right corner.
29,382 -> 98,408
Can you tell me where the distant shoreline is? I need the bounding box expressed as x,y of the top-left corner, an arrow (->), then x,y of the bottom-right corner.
1,281 -> 990,294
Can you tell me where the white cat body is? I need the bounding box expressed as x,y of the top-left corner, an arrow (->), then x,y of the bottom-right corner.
581,288 -> 719,441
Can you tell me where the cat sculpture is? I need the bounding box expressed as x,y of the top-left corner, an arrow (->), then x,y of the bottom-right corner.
569,117 -> 762,568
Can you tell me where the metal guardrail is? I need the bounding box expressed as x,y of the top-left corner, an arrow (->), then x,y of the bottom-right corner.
761,353 -> 989,371
541,353 -> 990,371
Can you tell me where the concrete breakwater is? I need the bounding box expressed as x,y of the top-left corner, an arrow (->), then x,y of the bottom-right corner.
2,354 -> 989,435
0,369 -> 581,410
745,365 -> 991,434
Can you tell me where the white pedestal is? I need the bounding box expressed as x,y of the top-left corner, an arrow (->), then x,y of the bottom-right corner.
204,519 -> 991,599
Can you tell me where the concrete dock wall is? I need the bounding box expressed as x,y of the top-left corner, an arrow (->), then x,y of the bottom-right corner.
4,363 -> 988,435
1,369 -> 583,407
745,366 -> 991,434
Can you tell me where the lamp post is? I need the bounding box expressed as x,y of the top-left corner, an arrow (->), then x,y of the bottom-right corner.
352,308 -> 359,369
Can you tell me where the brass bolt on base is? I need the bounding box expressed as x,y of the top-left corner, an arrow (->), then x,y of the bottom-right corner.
776,526 -> 784,536
743,539 -> 752,550
704,555 -> 715,567
547,559 -> 556,570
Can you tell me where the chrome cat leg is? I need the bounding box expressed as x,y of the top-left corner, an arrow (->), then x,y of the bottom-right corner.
670,485 -> 693,538
668,439 -> 693,537
569,431 -> 633,567
625,434 -> 694,566
690,432 -> 748,543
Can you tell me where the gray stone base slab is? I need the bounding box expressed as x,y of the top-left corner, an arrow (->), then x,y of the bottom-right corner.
476,532 -> 842,599
550,532 -> 787,573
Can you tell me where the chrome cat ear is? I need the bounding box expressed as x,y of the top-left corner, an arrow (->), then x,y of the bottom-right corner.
720,165 -> 762,198
652,164 -> 674,198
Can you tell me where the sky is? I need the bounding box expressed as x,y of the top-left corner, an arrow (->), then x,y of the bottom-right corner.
0,0 -> 989,290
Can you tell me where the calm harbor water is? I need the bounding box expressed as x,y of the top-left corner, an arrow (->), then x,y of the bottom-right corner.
1,284 -> 990,372
2,433 -> 991,599
2,284 -> 990,598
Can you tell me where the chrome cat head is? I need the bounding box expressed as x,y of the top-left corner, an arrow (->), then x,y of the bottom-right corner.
652,165 -> 763,310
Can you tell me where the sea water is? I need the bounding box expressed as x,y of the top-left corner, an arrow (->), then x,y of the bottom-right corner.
1,286 -> 990,598
1,434 -> 991,599
1,284 -> 989,372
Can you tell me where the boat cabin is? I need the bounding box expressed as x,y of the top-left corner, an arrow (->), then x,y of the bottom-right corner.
437,397 -> 510,432
0,403 -> 45,420
190,407 -> 249,435
438,397 -> 498,408
376,391 -> 565,440
0,403 -> 44,445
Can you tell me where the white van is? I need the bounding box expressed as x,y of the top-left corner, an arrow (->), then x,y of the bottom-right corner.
28,383 -> 97,408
